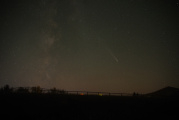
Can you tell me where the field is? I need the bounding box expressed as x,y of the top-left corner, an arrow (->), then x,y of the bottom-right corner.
1,93 -> 179,120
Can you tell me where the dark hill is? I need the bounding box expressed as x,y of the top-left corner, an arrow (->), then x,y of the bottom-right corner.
146,86 -> 179,97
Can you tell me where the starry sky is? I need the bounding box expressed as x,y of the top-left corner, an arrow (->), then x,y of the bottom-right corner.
0,0 -> 179,93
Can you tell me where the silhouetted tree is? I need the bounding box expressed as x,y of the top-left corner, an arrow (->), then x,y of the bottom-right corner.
58,89 -> 66,94
31,86 -> 42,94
1,84 -> 13,94
133,92 -> 139,96
16,87 -> 29,93
49,87 -> 66,94
0,87 -> 3,93
50,87 -> 58,94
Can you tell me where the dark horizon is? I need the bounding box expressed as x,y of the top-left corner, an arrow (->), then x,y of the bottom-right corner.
1,84 -> 179,120
1,84 -> 179,96
0,0 -> 179,94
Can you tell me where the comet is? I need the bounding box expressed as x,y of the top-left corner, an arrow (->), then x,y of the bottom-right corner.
106,48 -> 119,63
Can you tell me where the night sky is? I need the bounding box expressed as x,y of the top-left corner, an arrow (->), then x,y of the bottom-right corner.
0,0 -> 179,93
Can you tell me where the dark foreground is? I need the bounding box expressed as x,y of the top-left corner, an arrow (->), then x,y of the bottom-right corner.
1,93 -> 179,120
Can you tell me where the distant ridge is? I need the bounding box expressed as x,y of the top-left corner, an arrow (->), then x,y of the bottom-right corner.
146,86 -> 179,97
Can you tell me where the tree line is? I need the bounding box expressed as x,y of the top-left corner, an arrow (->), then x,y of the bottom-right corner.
0,84 -> 66,94
0,84 -> 139,96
